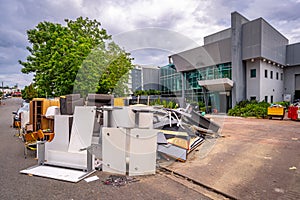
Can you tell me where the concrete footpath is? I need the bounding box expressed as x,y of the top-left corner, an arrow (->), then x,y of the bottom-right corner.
167,115 -> 300,199
0,98 -> 211,200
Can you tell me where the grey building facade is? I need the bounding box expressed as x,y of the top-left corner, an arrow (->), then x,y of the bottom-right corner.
130,65 -> 160,93
285,43 -> 300,101
164,12 -> 299,112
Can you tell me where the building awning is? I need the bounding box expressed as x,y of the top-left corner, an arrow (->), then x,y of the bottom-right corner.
198,78 -> 233,91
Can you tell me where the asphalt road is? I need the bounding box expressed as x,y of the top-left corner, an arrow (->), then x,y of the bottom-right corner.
0,98 -> 211,200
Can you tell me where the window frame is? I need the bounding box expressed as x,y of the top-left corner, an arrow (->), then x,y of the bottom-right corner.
270,71 -> 273,79
250,69 -> 256,78
265,69 -> 268,78
250,96 -> 256,101
271,95 -> 273,103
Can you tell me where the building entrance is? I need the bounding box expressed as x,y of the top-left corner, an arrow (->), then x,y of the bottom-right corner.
208,91 -> 231,113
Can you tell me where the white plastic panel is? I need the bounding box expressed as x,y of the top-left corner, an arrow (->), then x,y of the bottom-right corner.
45,150 -> 87,169
157,144 -> 187,161
20,165 -> 94,183
129,129 -> 157,176
110,107 -> 135,128
46,115 -> 71,153
138,113 -> 153,129
102,127 -> 126,174
68,106 -> 96,152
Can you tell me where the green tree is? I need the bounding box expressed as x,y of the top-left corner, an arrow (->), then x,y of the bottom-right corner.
22,84 -> 38,100
19,17 -> 131,97
73,42 -> 133,97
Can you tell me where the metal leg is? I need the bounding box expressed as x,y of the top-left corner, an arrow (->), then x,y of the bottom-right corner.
87,149 -> 93,172
24,143 -> 27,159
37,142 -> 45,165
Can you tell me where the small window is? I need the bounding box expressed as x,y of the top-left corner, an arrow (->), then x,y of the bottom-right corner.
250,96 -> 256,101
265,96 -> 268,102
271,95 -> 273,103
265,70 -> 268,78
281,73 -> 283,81
276,72 -> 279,80
250,69 -> 256,78
270,71 -> 273,79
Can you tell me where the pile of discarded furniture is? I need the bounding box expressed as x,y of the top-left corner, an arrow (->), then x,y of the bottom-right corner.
16,94 -> 220,182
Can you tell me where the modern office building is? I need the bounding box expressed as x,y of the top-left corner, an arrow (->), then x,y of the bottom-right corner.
129,65 -> 160,94
160,11 -> 300,113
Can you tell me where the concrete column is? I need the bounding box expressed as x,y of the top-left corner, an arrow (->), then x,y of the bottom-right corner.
179,72 -> 185,107
231,12 -> 249,107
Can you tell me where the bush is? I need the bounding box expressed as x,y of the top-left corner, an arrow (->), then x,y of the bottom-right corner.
228,100 -> 270,118
274,101 -> 290,108
150,98 -> 178,109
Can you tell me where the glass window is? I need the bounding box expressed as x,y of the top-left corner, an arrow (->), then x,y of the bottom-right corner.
276,72 -> 279,80
250,69 -> 256,78
250,96 -> 256,101
271,95 -> 273,103
265,96 -> 268,102
270,71 -> 273,79
265,69 -> 268,78
280,73 -> 283,81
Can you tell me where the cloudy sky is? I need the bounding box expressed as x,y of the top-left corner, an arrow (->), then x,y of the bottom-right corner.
1,0 -> 300,88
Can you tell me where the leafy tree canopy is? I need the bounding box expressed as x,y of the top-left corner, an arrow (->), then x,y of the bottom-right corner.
22,83 -> 38,100
19,17 -> 133,97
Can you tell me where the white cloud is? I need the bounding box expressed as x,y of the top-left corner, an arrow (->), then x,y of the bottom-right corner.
1,0 -> 300,88
0,73 -> 33,88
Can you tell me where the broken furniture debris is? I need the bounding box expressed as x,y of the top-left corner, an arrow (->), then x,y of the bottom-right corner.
30,98 -> 59,132
59,94 -> 84,115
153,104 -> 219,162
102,105 -> 157,176
21,106 -> 97,182
103,175 -> 139,187
19,94 -> 220,182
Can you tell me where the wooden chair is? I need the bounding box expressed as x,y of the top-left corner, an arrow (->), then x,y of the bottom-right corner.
23,132 -> 38,159
23,129 -> 55,158
37,129 -> 55,142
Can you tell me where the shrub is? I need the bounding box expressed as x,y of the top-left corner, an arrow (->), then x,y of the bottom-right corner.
150,98 -> 178,109
228,100 -> 270,118
274,101 -> 290,108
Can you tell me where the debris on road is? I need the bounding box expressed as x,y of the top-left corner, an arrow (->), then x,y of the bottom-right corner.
274,188 -> 285,193
84,175 -> 99,183
103,175 -> 139,187
289,166 -> 297,170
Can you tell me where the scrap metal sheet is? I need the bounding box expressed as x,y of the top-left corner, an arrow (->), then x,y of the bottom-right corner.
20,165 -> 95,183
